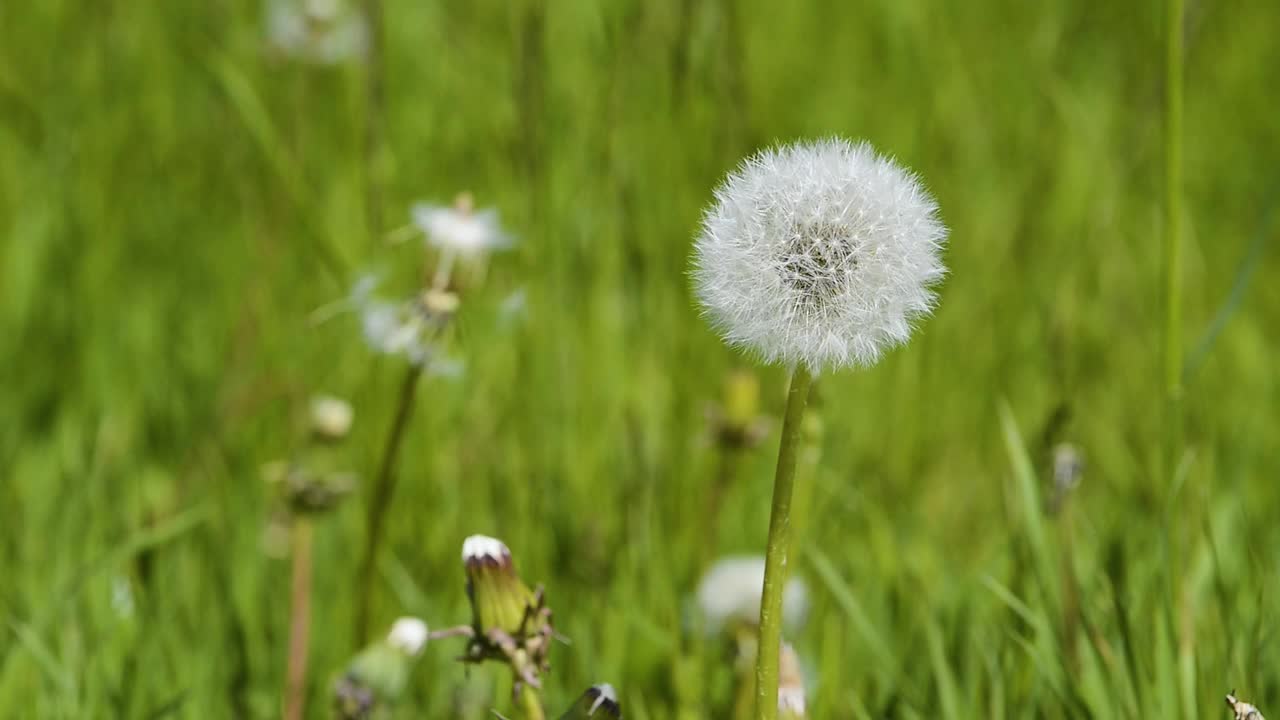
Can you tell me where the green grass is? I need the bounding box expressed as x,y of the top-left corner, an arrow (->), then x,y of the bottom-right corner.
2,0 -> 1279,717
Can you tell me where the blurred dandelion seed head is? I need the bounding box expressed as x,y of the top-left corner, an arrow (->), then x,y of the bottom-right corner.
265,0 -> 368,65
412,194 -> 513,258
693,137 -> 947,371
697,555 -> 809,633
387,617 -> 429,656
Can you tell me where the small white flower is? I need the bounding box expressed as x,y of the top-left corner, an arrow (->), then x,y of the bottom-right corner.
310,394 -> 353,440
693,137 -> 947,371
412,193 -> 513,258
266,0 -> 368,66
386,617 -> 429,656
697,555 -> 809,633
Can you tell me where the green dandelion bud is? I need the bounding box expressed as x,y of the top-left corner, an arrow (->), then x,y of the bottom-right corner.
463,535 -> 538,637
558,684 -> 621,719
333,618 -> 428,719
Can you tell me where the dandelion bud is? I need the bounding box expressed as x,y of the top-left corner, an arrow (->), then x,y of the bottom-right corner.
559,683 -> 621,719
334,617 -> 428,718
693,138 -> 947,372
777,643 -> 807,720
387,617 -> 429,656
423,288 -> 461,316
463,535 -> 538,637
697,556 -> 809,634
310,394 -> 354,441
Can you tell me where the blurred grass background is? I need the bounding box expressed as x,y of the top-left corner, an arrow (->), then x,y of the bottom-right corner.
2,0 -> 1278,717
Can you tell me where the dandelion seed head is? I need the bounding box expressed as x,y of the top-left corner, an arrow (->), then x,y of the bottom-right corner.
412,194 -> 513,258
266,0 -> 368,65
697,555 -> 809,633
693,137 -> 947,371
386,617 -> 429,656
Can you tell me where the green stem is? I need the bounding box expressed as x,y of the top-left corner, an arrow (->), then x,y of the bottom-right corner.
362,0 -> 386,246
352,365 -> 422,647
519,684 -> 546,720
284,519 -> 314,720
1162,0 -> 1185,475
755,365 -> 813,720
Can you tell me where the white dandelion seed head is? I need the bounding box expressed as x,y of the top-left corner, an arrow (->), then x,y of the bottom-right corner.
412,201 -> 513,258
693,137 -> 947,372
386,617 -> 429,656
266,0 -> 368,66
696,555 -> 809,633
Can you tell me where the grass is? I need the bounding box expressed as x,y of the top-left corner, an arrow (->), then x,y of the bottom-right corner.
1,0 -> 1278,717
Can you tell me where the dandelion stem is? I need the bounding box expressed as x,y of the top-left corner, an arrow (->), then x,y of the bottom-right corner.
284,518 -> 314,720
353,365 -> 422,646
362,0 -> 387,245
518,684 -> 546,720
755,365 -> 812,720
1162,0 -> 1185,475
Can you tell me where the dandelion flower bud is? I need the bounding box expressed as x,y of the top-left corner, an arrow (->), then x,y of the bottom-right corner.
559,683 -> 622,719
334,617 -> 427,718
310,394 -> 354,441
693,138 -> 947,371
697,556 -> 808,633
386,617 -> 429,656
462,535 -> 538,637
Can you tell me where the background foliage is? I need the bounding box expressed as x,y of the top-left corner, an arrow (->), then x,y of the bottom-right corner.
1,0 -> 1277,717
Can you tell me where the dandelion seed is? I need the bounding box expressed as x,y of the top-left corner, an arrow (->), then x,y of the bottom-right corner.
697,556 -> 809,633
693,137 -> 947,372
266,0 -> 369,65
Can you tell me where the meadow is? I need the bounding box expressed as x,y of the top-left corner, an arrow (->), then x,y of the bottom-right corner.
1,0 -> 1278,717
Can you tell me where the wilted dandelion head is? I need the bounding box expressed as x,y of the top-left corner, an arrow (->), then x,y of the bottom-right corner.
697,555 -> 809,633
386,617 -> 429,656
693,138 -> 947,372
